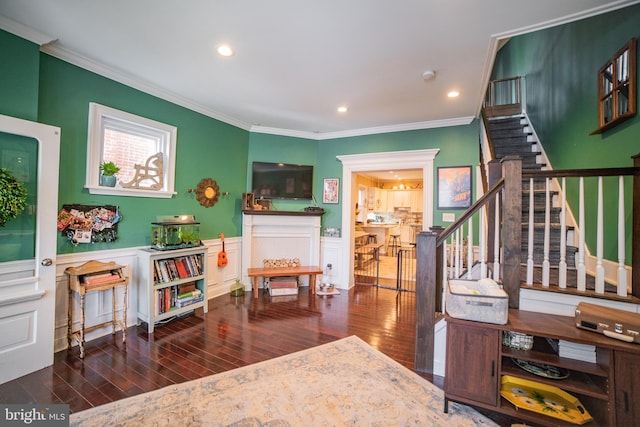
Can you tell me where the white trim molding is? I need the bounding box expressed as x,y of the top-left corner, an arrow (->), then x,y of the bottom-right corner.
337,149 -> 440,288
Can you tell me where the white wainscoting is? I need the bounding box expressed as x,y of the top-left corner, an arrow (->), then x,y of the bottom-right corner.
53,237 -> 241,352
320,236 -> 346,289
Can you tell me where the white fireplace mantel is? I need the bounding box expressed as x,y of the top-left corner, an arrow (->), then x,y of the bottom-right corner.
241,211 -> 323,292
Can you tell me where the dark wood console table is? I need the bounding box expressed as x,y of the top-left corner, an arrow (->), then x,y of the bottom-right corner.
444,309 -> 639,426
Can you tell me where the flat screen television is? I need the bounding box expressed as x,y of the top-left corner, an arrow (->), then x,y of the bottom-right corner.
251,161 -> 313,200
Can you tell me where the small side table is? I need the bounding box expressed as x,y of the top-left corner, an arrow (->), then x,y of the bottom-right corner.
65,260 -> 129,358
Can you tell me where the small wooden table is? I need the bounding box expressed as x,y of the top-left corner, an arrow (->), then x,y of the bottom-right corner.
247,266 -> 324,298
65,260 -> 129,358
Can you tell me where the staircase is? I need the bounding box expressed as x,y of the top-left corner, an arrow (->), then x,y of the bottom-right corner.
487,115 -> 578,277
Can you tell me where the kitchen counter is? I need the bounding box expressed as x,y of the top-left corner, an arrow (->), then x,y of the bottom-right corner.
362,224 -> 399,254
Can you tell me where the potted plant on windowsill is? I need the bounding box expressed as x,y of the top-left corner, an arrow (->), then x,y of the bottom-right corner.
99,161 -> 120,187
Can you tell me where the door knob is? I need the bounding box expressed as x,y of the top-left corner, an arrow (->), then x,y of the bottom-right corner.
41,258 -> 53,266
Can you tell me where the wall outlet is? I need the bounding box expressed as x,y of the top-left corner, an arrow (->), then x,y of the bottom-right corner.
442,212 -> 456,222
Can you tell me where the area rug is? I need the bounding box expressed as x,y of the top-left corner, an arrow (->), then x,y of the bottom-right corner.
70,336 -> 497,426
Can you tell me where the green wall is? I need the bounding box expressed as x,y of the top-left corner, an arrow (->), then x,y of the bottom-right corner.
0,30 -> 40,120
36,55 -> 250,254
2,28 -> 478,257
247,132 -> 318,212
492,4 -> 640,261
249,122 -> 480,231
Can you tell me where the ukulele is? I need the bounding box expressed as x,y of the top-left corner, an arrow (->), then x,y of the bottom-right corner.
218,233 -> 228,267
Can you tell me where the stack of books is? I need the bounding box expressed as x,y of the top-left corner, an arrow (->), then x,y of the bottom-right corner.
268,276 -> 298,296
82,270 -> 122,285
558,339 -> 597,363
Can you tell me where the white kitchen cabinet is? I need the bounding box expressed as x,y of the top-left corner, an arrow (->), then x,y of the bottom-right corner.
410,189 -> 423,212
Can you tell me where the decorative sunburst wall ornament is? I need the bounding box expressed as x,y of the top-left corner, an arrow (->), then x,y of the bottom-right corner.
190,178 -> 220,208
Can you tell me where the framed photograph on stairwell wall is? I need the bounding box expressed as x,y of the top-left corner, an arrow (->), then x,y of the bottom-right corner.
437,166 -> 472,209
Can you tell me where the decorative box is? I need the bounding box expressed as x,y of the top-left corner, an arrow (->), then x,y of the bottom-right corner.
446,278 -> 508,324
151,215 -> 201,250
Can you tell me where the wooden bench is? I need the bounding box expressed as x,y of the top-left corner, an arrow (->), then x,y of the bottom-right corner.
247,266 -> 324,298
354,243 -> 384,269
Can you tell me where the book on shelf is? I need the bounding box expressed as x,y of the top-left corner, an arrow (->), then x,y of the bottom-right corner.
178,289 -> 202,299
175,260 -> 189,279
558,339 -> 596,363
167,259 -> 179,280
179,282 -> 197,293
176,295 -> 204,308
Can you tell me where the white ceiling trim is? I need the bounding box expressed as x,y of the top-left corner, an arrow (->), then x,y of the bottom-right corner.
39,42 -> 252,131
491,0 -> 640,40
252,116 -> 475,141
39,39 -> 474,140
0,15 -> 55,46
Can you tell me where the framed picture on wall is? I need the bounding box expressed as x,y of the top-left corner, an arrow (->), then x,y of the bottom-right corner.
323,178 -> 339,204
437,166 -> 472,209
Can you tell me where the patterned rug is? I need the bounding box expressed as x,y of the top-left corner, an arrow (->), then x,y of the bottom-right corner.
70,336 -> 497,426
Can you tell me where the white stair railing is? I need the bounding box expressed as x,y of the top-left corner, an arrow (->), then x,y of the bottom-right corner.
618,175 -> 627,297
522,171 -> 634,297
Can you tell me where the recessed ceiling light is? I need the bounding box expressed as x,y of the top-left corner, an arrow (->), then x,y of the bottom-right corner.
337,106 -> 348,113
217,45 -> 234,57
447,90 -> 460,98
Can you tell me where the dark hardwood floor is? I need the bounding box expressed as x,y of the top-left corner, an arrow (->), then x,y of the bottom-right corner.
0,285 -> 513,425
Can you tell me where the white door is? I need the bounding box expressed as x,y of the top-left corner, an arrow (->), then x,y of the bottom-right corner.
0,114 -> 60,384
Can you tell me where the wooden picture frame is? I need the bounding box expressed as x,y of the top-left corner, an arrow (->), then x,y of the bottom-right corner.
323,178 -> 339,204
437,166 -> 472,209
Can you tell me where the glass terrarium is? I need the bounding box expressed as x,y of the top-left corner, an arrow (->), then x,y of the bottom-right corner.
151,215 -> 201,250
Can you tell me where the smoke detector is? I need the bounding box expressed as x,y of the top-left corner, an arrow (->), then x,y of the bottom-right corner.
422,70 -> 436,81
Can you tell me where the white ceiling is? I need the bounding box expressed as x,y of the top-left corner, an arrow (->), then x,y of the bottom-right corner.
0,1 -> 636,139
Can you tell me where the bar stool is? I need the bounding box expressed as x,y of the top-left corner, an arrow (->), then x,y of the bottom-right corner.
387,232 -> 400,256
366,234 -> 377,244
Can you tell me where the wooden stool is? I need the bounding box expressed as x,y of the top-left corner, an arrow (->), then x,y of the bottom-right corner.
387,234 -> 400,256
65,260 -> 129,358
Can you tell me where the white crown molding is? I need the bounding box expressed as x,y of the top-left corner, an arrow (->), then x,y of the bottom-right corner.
0,15 -> 55,46
248,126 -> 320,140
493,0 -> 640,40
41,42 -> 473,139
251,116 -> 475,141
40,43 -> 253,131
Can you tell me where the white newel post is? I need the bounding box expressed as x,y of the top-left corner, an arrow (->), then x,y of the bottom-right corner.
241,212 -> 322,292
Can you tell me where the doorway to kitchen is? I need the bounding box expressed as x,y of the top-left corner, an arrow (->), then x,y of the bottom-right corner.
354,170 -> 422,290
337,149 -> 439,290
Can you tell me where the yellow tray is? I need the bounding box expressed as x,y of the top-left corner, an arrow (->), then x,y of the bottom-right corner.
500,375 -> 593,425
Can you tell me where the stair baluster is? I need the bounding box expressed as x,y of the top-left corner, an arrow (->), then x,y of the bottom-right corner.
526,177 -> 534,285
466,216 -> 473,279
596,176 -> 605,293
493,193 -> 500,282
559,177 -> 567,288
577,177 -> 587,291
618,175 -> 627,297
542,177 -> 551,287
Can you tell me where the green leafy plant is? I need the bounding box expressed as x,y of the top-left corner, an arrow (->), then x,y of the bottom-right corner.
0,168 -> 28,227
99,161 -> 120,176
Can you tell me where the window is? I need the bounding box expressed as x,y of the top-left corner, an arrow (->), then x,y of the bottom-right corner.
85,103 -> 177,197
592,38 -> 636,134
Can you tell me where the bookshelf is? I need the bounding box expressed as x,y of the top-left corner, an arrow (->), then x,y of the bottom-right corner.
137,246 -> 208,333
65,260 -> 129,358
